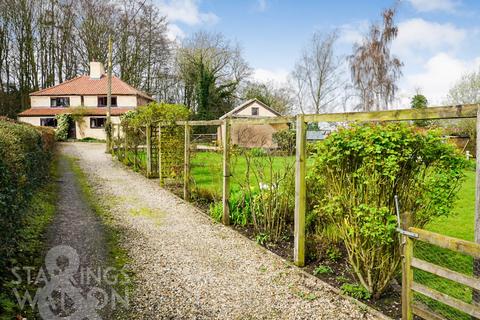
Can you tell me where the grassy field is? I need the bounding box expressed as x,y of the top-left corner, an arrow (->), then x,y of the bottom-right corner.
190,151 -> 295,195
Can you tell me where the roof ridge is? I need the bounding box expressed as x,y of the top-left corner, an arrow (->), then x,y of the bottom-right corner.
219,98 -> 281,119
111,75 -> 152,99
30,75 -> 86,96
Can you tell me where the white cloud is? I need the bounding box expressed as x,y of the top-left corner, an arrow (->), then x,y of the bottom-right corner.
166,24 -> 185,41
338,21 -> 369,45
251,68 -> 289,85
254,0 -> 268,12
392,19 -> 466,57
407,0 -> 459,13
156,0 -> 219,25
399,53 -> 480,105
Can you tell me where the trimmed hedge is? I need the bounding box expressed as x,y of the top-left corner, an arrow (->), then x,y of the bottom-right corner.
0,117 -> 55,262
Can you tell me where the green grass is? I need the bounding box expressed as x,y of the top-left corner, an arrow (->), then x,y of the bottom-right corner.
191,151 -> 295,195
426,169 -> 475,241
414,168 -> 476,319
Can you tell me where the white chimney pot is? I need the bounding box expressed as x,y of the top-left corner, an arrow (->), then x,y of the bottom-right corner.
89,61 -> 105,79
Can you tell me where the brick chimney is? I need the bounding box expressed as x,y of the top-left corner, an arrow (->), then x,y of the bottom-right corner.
89,61 -> 105,79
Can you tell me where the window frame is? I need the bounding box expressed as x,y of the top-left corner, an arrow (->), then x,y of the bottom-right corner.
40,117 -> 57,127
50,97 -> 70,108
251,107 -> 259,116
90,117 -> 106,129
97,96 -> 117,107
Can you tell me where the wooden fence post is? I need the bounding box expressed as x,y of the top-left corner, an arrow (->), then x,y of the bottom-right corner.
184,122 -> 190,200
474,105 -> 480,306
401,211 -> 413,320
158,125 -> 164,186
222,118 -> 231,225
146,125 -> 152,178
294,115 -> 306,267
123,127 -> 127,163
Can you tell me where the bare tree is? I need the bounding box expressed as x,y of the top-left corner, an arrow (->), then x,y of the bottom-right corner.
349,6 -> 402,111
290,30 -> 344,114
0,0 -> 175,118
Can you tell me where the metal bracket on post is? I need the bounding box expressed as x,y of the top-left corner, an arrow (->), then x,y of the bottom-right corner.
395,195 -> 419,239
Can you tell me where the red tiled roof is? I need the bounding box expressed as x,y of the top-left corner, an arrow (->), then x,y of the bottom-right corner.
18,107 -> 132,117
30,75 -> 153,100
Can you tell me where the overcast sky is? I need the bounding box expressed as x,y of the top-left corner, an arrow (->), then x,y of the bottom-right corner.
154,0 -> 480,109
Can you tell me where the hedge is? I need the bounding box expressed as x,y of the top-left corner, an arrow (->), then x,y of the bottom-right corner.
0,117 -> 55,264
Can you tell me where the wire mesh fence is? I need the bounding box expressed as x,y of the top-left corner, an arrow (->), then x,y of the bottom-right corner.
108,104 -> 480,320
189,125 -> 223,207
413,241 -> 474,319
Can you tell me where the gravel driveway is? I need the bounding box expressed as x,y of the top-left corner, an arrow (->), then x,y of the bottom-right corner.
59,142 -> 384,320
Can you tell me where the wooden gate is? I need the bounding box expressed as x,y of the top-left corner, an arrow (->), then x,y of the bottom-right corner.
401,218 -> 480,319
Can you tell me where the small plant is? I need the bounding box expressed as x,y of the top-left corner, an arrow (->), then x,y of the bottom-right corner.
249,147 -> 267,157
313,265 -> 333,276
296,291 -> 318,301
326,247 -> 342,261
336,275 -> 349,283
209,202 -> 223,222
340,283 -> 372,300
255,233 -> 269,245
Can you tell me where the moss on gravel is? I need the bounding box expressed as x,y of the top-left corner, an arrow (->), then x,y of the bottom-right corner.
64,155 -> 135,319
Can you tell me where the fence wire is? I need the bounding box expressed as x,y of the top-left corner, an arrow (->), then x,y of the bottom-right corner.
413,241 -> 475,319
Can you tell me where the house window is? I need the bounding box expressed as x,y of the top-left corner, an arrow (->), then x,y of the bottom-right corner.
98,96 -> 117,107
40,117 -> 57,127
90,117 -> 106,129
251,107 -> 259,116
50,97 -> 70,107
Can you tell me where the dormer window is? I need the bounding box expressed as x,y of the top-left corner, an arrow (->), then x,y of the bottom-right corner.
50,97 -> 70,108
251,107 -> 259,116
98,96 -> 117,107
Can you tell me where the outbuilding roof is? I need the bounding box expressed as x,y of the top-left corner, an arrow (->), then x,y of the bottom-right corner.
219,99 -> 281,120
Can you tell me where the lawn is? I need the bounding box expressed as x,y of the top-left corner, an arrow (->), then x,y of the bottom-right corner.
426,169 -> 475,241
190,151 -> 295,195
415,168 -> 476,319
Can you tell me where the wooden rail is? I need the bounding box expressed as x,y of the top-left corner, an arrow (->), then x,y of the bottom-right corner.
401,225 -> 480,319
154,103 -> 479,127
409,227 -> 480,259
116,104 -> 480,283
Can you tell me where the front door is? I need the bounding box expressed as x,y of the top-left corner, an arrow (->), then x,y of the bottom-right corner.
67,120 -> 76,139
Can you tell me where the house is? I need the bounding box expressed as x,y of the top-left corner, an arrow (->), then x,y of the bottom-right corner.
217,99 -> 288,148
17,61 -> 154,140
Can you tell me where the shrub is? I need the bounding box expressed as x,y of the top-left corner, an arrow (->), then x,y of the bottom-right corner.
249,147 -> 267,157
241,152 -> 295,242
120,102 -> 190,179
307,123 -> 466,298
272,129 -> 295,155
55,113 -> 72,141
0,118 -> 55,272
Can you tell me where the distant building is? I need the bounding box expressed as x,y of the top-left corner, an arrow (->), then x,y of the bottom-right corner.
217,99 -> 288,148
18,61 -> 154,140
